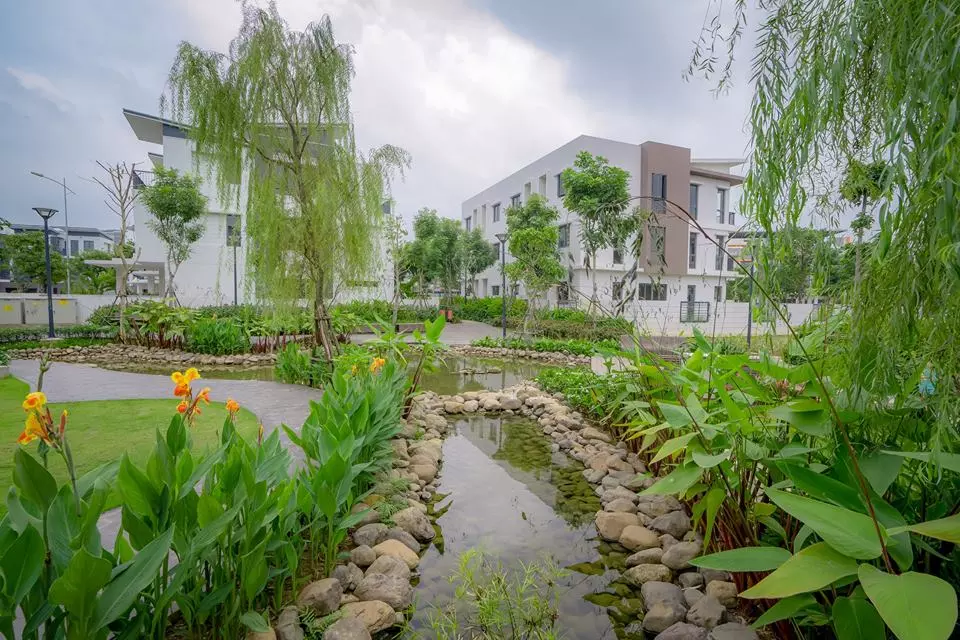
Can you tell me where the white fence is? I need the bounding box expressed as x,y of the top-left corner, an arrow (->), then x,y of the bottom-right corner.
623,301 -> 817,337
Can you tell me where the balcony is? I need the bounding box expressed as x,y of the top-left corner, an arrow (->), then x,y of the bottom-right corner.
680,301 -> 710,323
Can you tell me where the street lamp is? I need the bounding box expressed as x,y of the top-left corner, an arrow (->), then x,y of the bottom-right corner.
31,172 -> 75,295
495,232 -> 508,339
33,207 -> 58,339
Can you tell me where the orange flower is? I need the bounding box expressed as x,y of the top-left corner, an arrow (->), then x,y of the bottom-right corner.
177,400 -> 188,414
170,371 -> 186,385
58,410 -> 68,437
196,387 -> 211,404
22,391 -> 47,412
17,412 -> 50,445
225,398 -> 240,414
173,382 -> 191,397
369,357 -> 386,373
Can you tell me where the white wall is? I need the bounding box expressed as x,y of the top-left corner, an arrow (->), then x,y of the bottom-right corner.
621,301 -> 817,337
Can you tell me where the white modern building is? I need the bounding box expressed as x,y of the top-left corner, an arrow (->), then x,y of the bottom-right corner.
462,136 -> 746,327
0,223 -> 116,292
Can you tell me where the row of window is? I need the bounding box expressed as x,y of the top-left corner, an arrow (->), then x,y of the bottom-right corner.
687,182 -> 733,224
688,232 -> 738,271
468,173 -> 568,232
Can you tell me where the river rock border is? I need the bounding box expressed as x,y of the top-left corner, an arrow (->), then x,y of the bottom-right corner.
280,386 -> 758,640
449,344 -> 590,367
7,344 -> 277,367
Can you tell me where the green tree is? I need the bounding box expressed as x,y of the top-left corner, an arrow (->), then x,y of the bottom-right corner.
164,3 -> 409,362
505,194 -> 565,334
459,227 -> 498,297
384,213 -> 408,325
68,250 -> 116,294
139,166 -> 207,302
561,151 -> 637,311
5,232 -> 67,291
403,208 -> 440,301
839,159 -> 887,297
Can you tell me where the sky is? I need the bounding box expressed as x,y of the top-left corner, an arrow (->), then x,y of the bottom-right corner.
0,0 -> 755,231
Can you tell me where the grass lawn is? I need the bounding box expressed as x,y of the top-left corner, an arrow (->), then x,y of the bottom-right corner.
0,376 -> 261,509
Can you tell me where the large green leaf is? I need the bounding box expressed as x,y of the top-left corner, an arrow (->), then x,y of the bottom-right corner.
752,593 -> 819,628
0,524 -> 44,604
49,549 -> 112,632
889,513 -> 960,544
832,595 -> 885,640
765,488 -> 884,560
652,433 -> 696,463
858,452 -> 903,495
769,400 -> 831,437
116,456 -> 159,519
13,449 -> 58,511
641,463 -> 702,496
690,546 -> 793,572
92,526 -> 174,631
858,565 -> 957,640
657,402 -> 693,428
882,450 -> 960,474
740,543 -> 859,599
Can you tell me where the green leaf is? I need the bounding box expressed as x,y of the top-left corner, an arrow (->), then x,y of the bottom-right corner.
702,487 -> 725,549
882,450 -> 960,474
49,549 -> 112,629
858,452 -> 902,495
832,595 -> 885,640
92,526 -> 174,631
765,488 -> 884,560
889,513 -> 960,544
652,433 -> 696,463
0,524 -> 44,604
740,543 -> 859,599
769,400 -> 831,436
13,449 -> 58,511
117,455 -> 158,519
657,402 -> 693,428
858,565 -> 958,640
752,593 -> 819,628
691,546 -> 793,572
693,448 -> 730,468
641,463 -> 702,496
240,610 -> 271,633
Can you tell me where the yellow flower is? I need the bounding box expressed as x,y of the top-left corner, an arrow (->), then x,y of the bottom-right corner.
22,391 -> 47,412
171,371 -> 186,385
225,398 -> 240,414
184,368 -> 201,383
18,412 -> 50,445
196,387 -> 211,404
369,357 -> 386,373
351,364 -> 358,375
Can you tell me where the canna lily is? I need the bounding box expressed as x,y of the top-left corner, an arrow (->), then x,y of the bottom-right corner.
225,398 -> 240,414
196,387 -> 211,404
18,412 -> 51,445
351,364 -> 358,375
177,400 -> 189,414
257,423 -> 264,445
184,368 -> 200,382
370,357 -> 386,373
173,382 -> 191,397
22,391 -> 47,412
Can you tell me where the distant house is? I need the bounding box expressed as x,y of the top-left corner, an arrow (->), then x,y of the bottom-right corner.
0,223 -> 116,293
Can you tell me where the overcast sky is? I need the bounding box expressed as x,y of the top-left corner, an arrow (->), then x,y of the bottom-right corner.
0,0 -> 755,231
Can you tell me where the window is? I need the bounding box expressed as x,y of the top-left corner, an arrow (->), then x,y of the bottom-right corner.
613,245 -> 623,265
524,182 -> 532,200
650,225 -> 666,265
510,193 -> 521,207
637,282 -> 668,301
465,216 -> 472,231
492,202 -> 501,222
226,214 -> 241,247
538,174 -> 547,196
70,239 -> 79,255
83,240 -> 94,251
717,188 -> 727,223
729,211 -> 736,226
687,285 -> 697,302
727,252 -> 736,272
715,235 -> 726,270
652,173 -> 667,213
689,184 -> 699,219
612,280 -> 624,302
556,173 -> 566,198
480,204 -> 487,228
558,224 -> 570,249
491,285 -> 500,296
714,285 -> 723,302
688,232 -> 697,269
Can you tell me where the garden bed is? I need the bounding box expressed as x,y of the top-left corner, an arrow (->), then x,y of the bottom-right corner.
6,343 -> 278,367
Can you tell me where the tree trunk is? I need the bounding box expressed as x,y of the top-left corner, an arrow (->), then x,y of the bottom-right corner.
854,193 -> 866,299
314,276 -> 334,364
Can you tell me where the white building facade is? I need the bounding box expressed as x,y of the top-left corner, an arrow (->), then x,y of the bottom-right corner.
462,136 -> 746,329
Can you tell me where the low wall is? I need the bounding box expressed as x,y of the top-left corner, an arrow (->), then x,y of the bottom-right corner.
624,301 -> 817,337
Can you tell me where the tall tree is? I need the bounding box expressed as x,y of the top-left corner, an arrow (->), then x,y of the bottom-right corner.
561,151 -> 636,312
139,166 -> 207,302
459,228 -> 499,297
839,159 -> 887,298
504,194 -> 565,334
164,3 -> 409,362
403,208 -> 440,302
5,232 -> 67,291
383,213 -> 408,326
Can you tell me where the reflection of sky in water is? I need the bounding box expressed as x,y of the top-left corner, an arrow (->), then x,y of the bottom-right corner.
410,416 -> 620,639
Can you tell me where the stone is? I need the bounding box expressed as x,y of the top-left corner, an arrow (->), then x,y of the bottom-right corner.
686,594 -> 725,629
604,498 -> 637,513
641,581 -> 686,609
333,563 -> 364,591
655,622 -> 709,640
618,525 -> 661,551
385,527 -> 421,553
297,578 -> 342,615
341,594 -> 360,605
595,511 -> 640,541
365,554 -> 411,579
662,541 -> 701,570
583,468 -> 607,483
625,547 -> 664,567
643,602 -> 688,634
650,511 -> 692,539
678,572 -> 705,589
443,401 -> 464,414
699,569 -> 732,585
340,600 -> 397,634
683,588 -> 705,607
623,563 -> 672,586
354,573 -> 413,610
708,623 -> 759,640
276,606 -> 304,640
603,486 -> 639,504
481,397 -> 501,411
352,523 -> 388,548
408,453 -> 437,467
660,534 -> 680,550
390,439 -> 409,460
705,581 -> 738,608
409,464 -> 437,483
501,397 -> 522,410
423,414 -> 447,432
247,630 -> 277,640
323,617 -> 371,640
350,504 -> 380,527
350,545 -> 377,568
463,400 -> 479,412
636,495 -> 684,518
392,506 -> 435,542
372,539 -> 420,569
581,426 -> 612,443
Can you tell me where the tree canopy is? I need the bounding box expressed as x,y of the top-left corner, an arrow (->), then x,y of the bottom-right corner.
460,228 -> 499,292
505,194 -> 565,332
163,2 -> 409,359
4,232 -> 67,291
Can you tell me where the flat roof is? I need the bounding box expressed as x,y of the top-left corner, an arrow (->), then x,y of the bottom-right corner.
123,108 -> 188,144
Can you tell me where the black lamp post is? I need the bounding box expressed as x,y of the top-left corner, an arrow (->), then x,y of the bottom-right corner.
495,232 -> 508,339
33,207 -> 58,338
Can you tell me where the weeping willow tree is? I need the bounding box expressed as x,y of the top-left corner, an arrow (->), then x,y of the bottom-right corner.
162,2 -> 409,361
689,0 -> 960,439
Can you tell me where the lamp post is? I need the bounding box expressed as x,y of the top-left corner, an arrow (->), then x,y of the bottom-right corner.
33,207 -> 58,339
495,232 -> 508,339
31,172 -> 75,295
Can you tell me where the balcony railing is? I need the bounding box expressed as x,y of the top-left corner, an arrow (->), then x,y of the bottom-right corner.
680,301 -> 710,323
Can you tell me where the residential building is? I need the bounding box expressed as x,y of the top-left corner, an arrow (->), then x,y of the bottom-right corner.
0,223 -> 116,292
462,136 -> 744,325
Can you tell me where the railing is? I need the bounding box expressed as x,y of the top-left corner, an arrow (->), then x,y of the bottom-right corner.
680,301 -> 710,323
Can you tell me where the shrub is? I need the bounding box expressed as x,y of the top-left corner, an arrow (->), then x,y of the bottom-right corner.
472,336 -> 618,357
527,318 -> 626,341
275,342 -> 326,386
452,296 -> 527,324
0,324 -> 116,344
186,317 -> 250,355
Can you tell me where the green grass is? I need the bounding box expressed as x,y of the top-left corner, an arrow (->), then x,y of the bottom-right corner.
0,376 -> 260,509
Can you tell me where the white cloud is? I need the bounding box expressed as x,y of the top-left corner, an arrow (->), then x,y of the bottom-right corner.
6,67 -> 72,112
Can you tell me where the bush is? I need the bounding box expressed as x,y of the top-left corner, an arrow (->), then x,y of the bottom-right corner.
0,324 -> 116,344
274,342 -> 327,386
0,337 -> 113,351
186,318 -> 250,355
452,296 -> 527,324
472,336 -> 619,357
527,319 -> 626,341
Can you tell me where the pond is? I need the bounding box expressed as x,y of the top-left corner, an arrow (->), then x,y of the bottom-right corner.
409,415 -> 643,639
